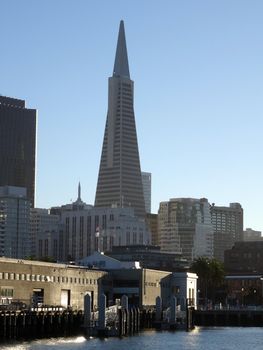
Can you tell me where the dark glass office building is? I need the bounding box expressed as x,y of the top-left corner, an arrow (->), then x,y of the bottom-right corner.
0,96 -> 37,206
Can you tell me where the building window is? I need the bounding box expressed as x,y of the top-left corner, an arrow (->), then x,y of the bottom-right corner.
44,239 -> 48,257
53,238 -> 58,259
95,216 -> 99,232
87,216 -> 91,234
38,240 -> 43,257
0,288 -> 13,298
79,216 -> 84,259
110,236 -> 114,249
102,215 -> 107,229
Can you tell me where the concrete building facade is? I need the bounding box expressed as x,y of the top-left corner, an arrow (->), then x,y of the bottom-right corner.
224,241 -> 263,274
95,21 -> 145,218
0,96 -> 37,207
158,198 -> 213,263
60,206 -> 150,262
211,202 -> 243,262
102,268 -> 197,309
30,208 -> 60,259
146,213 -> 158,246
171,272 -> 198,309
0,257 -> 198,310
243,228 -> 262,241
0,257 -> 105,310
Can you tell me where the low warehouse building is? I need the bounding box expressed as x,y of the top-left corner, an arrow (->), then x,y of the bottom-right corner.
0,257 -> 106,310
0,256 -> 198,311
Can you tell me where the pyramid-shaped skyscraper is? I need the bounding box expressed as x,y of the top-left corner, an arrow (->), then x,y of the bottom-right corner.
95,21 -> 145,218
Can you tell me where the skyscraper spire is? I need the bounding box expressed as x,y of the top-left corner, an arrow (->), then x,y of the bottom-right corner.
113,20 -> 130,78
78,181 -> 81,201
95,21 -> 146,218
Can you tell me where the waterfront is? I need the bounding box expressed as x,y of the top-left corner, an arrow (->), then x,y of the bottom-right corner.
1,328 -> 263,350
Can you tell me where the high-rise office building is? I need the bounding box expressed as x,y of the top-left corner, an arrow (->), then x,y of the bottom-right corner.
95,21 -> 145,218
141,172 -> 151,213
30,208 -> 61,259
146,213 -> 159,246
158,198 -> 214,263
0,186 -> 31,258
243,228 -> 262,241
211,202 -> 243,262
0,96 -> 37,206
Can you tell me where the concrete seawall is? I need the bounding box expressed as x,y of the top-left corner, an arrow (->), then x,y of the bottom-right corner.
194,309 -> 263,327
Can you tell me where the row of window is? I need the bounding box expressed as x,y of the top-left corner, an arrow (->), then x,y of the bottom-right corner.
144,282 -> 158,287
0,272 -> 98,285
144,281 -> 170,288
1,287 -> 13,297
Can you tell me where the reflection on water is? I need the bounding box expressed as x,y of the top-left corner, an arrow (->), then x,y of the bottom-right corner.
1,328 -> 263,350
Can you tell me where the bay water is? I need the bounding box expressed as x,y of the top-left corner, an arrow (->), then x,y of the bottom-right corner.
1,327 -> 263,350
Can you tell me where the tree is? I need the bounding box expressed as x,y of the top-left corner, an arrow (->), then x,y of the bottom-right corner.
191,257 -> 225,305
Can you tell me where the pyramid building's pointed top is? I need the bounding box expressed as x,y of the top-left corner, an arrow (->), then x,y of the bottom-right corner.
113,20 -> 130,78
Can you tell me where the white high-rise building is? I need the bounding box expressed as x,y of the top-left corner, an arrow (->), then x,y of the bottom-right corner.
158,198 -> 213,263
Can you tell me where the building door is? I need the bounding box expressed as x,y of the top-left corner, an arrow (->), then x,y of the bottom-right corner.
61,289 -> 70,308
32,289 -> 44,307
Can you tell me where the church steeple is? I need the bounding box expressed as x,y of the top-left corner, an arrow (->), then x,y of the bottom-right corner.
113,20 -> 130,78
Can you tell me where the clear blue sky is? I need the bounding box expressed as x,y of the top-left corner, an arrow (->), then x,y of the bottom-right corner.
1,0 -> 262,232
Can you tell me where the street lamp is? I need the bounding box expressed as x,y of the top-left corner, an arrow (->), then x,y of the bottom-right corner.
241,287 -> 244,307
253,289 -> 257,305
